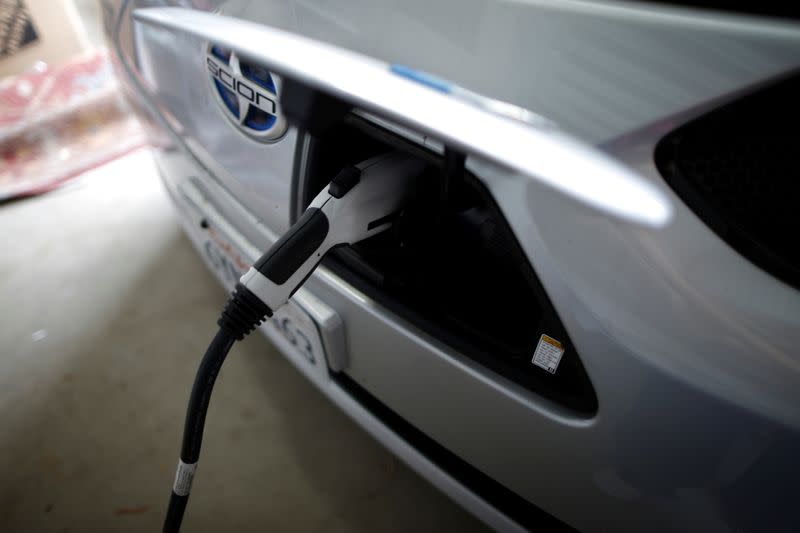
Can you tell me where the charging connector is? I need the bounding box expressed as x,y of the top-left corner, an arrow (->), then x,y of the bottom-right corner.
162,152 -> 424,532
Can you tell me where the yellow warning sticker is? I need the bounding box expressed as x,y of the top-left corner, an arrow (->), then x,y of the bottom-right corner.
531,334 -> 565,374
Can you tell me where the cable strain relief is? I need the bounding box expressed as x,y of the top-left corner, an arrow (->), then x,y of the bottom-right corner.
217,283 -> 273,341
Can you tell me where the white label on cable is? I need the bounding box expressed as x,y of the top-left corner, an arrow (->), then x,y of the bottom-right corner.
531,334 -> 565,374
173,460 -> 197,496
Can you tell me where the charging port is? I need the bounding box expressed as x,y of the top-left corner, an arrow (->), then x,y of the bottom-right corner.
295,114 -> 597,415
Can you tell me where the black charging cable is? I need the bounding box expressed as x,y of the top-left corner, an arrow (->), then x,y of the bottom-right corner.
162,283 -> 271,533
161,151 -> 423,532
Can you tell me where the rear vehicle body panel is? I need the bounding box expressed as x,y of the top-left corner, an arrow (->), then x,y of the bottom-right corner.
104,1 -> 800,531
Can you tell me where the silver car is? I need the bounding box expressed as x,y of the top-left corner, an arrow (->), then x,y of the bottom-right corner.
103,1 -> 800,531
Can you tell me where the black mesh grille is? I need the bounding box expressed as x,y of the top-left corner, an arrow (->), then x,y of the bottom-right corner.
622,2 -> 800,21
656,73 -> 800,289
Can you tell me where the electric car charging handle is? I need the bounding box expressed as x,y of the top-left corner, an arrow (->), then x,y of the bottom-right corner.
162,152 -> 425,533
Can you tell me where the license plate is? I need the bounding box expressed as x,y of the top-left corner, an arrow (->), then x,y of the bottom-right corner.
177,176 -> 341,375
205,231 -> 321,358
201,225 -> 251,288
268,299 -> 321,365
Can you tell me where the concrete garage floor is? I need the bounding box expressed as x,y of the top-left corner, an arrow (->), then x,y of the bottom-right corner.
0,149 -> 489,532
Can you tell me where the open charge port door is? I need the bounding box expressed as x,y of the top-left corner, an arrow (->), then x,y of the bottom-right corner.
296,115 -> 598,414
130,6 -> 672,415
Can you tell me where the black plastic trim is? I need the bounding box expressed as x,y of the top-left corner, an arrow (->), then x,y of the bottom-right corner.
655,72 -> 800,290
624,1 -> 800,21
332,372 -> 578,533
328,165 -> 361,198
281,78 -> 351,136
366,211 -> 399,231
254,207 -> 329,284
218,283 -> 273,340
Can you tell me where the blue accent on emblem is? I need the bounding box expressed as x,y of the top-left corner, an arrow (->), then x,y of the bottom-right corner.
390,64 -> 452,94
209,45 -> 280,136
210,45 -> 231,64
240,61 -> 277,94
214,79 -> 239,117
243,107 -> 277,131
